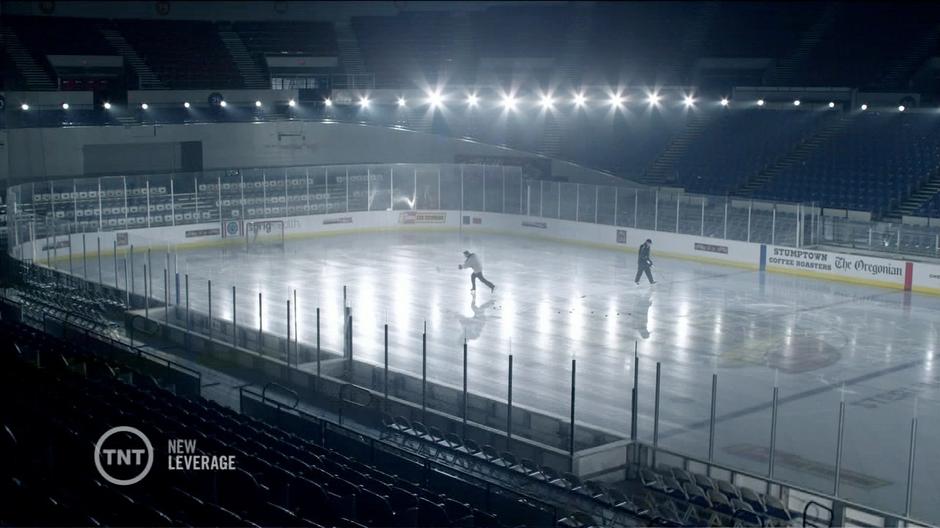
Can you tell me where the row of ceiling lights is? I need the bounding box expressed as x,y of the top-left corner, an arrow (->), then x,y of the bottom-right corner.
19,96 -> 904,112
18,100 -> 298,111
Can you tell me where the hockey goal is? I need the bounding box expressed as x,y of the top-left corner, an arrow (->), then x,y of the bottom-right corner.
245,220 -> 285,250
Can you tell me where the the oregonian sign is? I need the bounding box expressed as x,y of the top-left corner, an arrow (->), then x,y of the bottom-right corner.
768,247 -> 903,280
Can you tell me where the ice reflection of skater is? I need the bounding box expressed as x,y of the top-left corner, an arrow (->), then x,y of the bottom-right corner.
456,297 -> 495,341
633,291 -> 653,339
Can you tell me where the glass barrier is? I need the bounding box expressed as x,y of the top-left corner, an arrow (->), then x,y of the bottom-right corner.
10,163 -> 940,263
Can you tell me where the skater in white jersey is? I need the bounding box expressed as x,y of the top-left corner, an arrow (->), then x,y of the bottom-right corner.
459,250 -> 496,293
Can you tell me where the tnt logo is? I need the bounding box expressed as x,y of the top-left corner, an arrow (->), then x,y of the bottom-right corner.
94,426 -> 154,486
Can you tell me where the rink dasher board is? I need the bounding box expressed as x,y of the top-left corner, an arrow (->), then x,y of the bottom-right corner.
18,209 -> 940,294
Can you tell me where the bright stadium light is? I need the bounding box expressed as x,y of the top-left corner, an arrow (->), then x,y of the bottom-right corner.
860,104 -> 868,111
20,103 -> 29,111
501,94 -> 518,111
397,96 -> 407,108
255,100 -> 262,108
359,96 -> 371,108
427,90 -> 444,109
220,100 -> 228,108
61,103 -> 69,110
608,93 -> 625,109
757,99 -> 765,106
828,101 -> 835,108
289,99 -> 297,107
322,98 -> 331,107
720,98 -> 729,107
103,102 -> 112,110
466,93 -> 479,108
683,94 -> 696,107
793,99 -> 800,106
141,103 -> 149,110
183,101 -> 191,108
573,92 -> 587,108
899,105 -> 906,112
645,91 -> 661,106
540,93 -> 555,110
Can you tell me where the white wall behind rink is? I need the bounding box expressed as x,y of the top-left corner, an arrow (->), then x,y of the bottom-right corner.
17,209 -> 940,294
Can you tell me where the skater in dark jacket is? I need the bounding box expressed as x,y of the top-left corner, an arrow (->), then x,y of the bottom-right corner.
635,239 -> 656,285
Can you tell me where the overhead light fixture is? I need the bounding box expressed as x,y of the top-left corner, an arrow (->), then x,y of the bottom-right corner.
573,92 -> 587,108
793,100 -> 801,106
466,93 -> 479,107
540,93 -> 555,110
427,90 -> 443,109
322,98 -> 331,107
501,94 -> 517,111
359,96 -> 370,108
220,100 -> 228,108
255,100 -> 262,108
860,104 -> 868,111
683,95 -> 696,107
141,103 -> 149,110
183,101 -> 190,108
288,99 -> 297,107
645,92 -> 661,106
61,103 -> 69,110
757,99 -> 765,106
899,105 -> 906,112
397,96 -> 407,107
720,98 -> 729,107
828,101 -> 835,108
609,93 -> 625,109
20,103 -> 29,111
103,102 -> 112,110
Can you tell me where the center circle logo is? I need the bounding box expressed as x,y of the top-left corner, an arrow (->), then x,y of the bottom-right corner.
94,426 -> 154,486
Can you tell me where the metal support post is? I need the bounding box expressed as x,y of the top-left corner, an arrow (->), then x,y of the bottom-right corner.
316,307 -> 321,382
701,198 -> 705,236
258,292 -> 263,354
630,189 -> 638,227
422,328 -> 427,420
144,265 -> 149,318
708,373 -> 718,464
185,274 -> 190,335
653,362 -> 661,467
905,406 -> 918,516
287,299 -> 291,366
123,259 -> 129,306
232,286 -> 237,347
97,238 -> 102,284
769,384 -> 779,478
164,269 -> 169,323
834,392 -> 846,495
82,234 -> 87,280
747,201 -> 752,242
384,323 -> 389,410
771,206 -> 777,245
724,200 -> 729,239
507,354 -> 513,442
653,190 -> 659,230
569,359 -> 577,472
129,245 -> 135,297
207,280 -> 212,342
113,241 -> 118,289
462,339 -> 468,436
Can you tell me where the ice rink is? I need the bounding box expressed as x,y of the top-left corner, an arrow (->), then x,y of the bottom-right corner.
78,229 -> 940,523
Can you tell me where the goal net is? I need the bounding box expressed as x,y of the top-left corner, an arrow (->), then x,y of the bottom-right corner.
245,220 -> 285,250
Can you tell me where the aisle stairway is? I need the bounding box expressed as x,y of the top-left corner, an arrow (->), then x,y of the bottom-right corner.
0,27 -> 56,90
218,28 -> 268,89
640,113 -> 714,186
101,28 -> 164,89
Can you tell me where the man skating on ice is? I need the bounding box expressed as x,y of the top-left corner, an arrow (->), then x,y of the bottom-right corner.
635,239 -> 656,285
459,250 -> 496,293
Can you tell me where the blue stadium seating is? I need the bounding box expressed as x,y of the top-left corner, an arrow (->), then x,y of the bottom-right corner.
674,109 -> 826,195
754,112 -> 940,215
